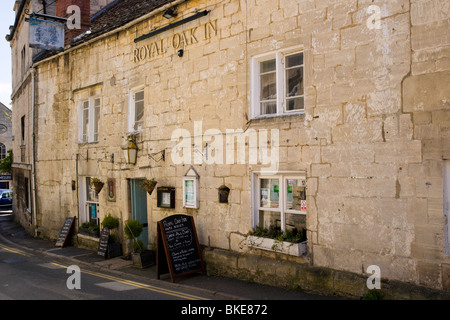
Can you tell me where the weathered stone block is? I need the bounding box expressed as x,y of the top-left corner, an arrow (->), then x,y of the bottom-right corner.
417,260 -> 442,289
403,71 -> 450,112
442,264 -> 450,291
374,140 -> 422,164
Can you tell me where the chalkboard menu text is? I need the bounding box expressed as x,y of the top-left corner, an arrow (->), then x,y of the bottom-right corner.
97,228 -> 110,258
157,214 -> 205,282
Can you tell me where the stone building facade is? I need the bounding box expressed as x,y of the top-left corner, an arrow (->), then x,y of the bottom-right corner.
0,102 -> 13,190
7,0 -> 450,297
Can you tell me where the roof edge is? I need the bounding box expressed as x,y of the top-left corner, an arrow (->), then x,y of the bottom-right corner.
32,0 -> 186,66
6,0 -> 27,42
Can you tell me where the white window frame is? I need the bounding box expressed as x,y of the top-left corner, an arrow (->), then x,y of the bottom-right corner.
78,97 -> 101,143
183,177 -> 199,209
128,86 -> 145,134
250,46 -> 304,119
251,171 -> 306,232
79,176 -> 100,224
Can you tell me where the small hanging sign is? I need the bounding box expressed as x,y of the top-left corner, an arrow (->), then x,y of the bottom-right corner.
29,17 -> 64,51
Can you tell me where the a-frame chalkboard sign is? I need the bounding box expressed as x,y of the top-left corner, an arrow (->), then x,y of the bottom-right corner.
97,228 -> 110,258
55,216 -> 76,247
156,214 -> 205,282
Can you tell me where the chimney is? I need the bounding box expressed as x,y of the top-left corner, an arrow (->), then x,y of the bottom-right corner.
56,0 -> 91,47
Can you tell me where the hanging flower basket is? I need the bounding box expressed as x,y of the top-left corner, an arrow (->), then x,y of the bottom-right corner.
141,178 -> 157,195
91,178 -> 105,194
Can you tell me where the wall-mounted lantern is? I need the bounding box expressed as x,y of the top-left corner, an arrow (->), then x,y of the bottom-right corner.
183,166 -> 199,209
218,185 -> 230,203
122,135 -> 137,165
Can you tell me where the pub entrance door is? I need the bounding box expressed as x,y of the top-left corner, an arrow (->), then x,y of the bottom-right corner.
130,179 -> 148,249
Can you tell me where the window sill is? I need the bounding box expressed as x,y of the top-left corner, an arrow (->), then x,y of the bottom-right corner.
127,129 -> 143,136
249,112 -> 305,123
247,235 -> 308,257
77,230 -> 100,240
78,141 -> 99,146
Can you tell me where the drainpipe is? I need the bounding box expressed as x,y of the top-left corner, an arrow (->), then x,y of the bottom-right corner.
31,67 -> 38,235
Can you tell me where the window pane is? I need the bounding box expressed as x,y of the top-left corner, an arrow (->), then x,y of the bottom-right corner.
83,108 -> 89,141
258,210 -> 281,231
261,101 -> 277,115
134,90 -> 144,131
21,116 -> 25,142
86,177 -> 92,201
135,101 -> 144,121
86,177 -> 98,202
94,99 -> 100,141
88,203 -> 99,220
285,52 -> 304,113
260,178 -> 279,208
260,72 -> 276,101
286,179 -> 306,211
135,90 -> 144,102
260,65 -> 276,116
286,67 -> 303,97
134,100 -> 144,131
285,212 -> 307,241
260,59 -> 276,73
286,53 -> 303,68
286,97 -> 304,111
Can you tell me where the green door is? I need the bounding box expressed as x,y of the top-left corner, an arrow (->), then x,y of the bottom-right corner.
130,179 -> 148,249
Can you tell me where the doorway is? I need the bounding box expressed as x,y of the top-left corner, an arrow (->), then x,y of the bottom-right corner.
130,179 -> 148,249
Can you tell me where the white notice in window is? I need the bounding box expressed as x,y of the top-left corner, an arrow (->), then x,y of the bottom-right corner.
185,180 -> 194,206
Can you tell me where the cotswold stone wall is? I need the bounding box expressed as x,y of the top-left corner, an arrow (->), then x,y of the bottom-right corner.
33,0 -> 450,292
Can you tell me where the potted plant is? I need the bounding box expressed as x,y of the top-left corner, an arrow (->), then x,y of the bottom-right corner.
124,219 -> 154,268
91,178 -> 104,194
101,213 -> 122,259
79,221 -> 100,237
247,226 -> 308,256
141,178 -> 157,195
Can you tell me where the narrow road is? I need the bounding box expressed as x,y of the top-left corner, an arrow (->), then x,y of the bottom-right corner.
0,234 -> 213,300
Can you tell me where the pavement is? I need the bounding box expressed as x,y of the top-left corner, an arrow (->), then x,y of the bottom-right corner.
0,213 -> 337,300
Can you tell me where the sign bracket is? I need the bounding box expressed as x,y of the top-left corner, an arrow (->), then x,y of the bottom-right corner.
24,9 -> 68,23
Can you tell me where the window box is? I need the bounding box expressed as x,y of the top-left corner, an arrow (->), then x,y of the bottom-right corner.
247,235 -> 307,256
78,224 -> 100,238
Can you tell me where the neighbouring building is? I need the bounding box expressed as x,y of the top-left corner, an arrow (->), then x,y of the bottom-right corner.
0,102 -> 13,190
6,0 -> 450,298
